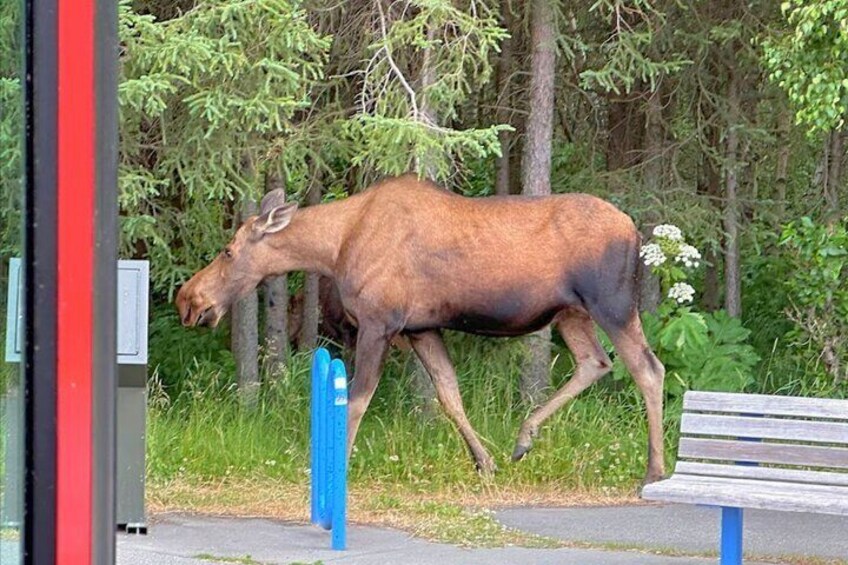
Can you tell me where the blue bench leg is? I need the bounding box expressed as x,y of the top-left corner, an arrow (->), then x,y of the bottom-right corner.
720,507 -> 743,565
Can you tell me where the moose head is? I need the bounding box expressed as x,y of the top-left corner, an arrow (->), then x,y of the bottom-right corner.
176,190 -> 297,328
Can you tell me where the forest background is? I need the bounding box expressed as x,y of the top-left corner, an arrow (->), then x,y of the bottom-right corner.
2,0 -> 848,524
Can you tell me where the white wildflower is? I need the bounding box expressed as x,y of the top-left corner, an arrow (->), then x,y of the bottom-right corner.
388,454 -> 400,462
668,282 -> 695,304
639,243 -> 667,267
674,244 -> 702,268
652,224 -> 683,241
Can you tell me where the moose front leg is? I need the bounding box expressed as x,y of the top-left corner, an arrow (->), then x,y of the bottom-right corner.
408,330 -> 497,476
346,325 -> 390,458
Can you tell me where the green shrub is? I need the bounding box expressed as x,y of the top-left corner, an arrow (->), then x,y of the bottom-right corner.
778,217 -> 848,385
631,224 -> 759,396
147,303 -> 236,396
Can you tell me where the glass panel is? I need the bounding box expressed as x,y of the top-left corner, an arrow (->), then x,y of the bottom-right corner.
0,0 -> 24,563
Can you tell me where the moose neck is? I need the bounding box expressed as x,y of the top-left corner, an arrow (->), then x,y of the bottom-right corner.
263,198 -> 357,278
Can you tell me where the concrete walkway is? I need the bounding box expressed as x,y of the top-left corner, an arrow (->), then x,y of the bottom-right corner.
497,503 -> 848,562
116,513 -> 764,565
8,503 -> 845,563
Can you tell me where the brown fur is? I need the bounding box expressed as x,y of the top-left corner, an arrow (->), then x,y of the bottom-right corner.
176,174 -> 666,483
287,276 -> 357,351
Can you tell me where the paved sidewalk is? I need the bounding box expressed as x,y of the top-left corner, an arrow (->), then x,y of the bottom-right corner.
114,503 -> 848,565
116,513 -> 738,565
497,503 -> 848,561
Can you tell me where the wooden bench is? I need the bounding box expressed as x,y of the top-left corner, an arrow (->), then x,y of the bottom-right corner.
641,391 -> 848,564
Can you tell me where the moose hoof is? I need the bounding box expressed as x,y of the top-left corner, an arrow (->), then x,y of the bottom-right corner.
637,471 -> 667,495
512,423 -> 537,462
511,442 -> 532,462
475,456 -> 498,476
642,470 -> 666,486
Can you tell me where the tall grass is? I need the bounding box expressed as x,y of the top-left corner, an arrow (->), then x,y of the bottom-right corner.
147,334 -> 681,494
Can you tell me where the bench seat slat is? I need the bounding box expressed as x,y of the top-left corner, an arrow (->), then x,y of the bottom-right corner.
681,413 -> 848,445
673,461 -> 848,487
684,391 -> 848,421
641,475 -> 848,516
678,438 -> 848,469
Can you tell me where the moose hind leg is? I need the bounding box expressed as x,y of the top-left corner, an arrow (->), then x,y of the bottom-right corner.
513,311 -> 612,461
408,330 -> 497,475
608,315 -> 666,485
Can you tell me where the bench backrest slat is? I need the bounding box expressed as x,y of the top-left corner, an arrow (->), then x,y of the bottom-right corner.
678,438 -> 848,469
674,461 -> 848,487
684,391 -> 848,421
674,391 -> 848,485
681,413 -> 848,444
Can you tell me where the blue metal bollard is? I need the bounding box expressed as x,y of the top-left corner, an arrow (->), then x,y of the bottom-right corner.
309,348 -> 348,550
330,359 -> 348,550
310,348 -> 330,526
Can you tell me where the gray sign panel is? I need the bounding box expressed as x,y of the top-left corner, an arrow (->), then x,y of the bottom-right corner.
4,258 -> 149,364
4,258 -> 22,364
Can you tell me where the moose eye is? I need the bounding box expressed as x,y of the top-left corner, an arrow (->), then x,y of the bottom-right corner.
223,247 -> 233,259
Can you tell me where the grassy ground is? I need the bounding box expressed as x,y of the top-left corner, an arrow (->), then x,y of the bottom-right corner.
147,336 -> 677,493
146,335 -> 682,548
140,331 -> 844,565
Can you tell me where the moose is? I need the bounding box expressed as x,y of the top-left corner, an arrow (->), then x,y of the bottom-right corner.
176,174 -> 667,484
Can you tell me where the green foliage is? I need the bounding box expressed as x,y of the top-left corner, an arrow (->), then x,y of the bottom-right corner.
625,308 -> 759,395
778,217 -> 848,383
341,115 -> 504,181
344,0 -> 510,179
631,225 -> 760,395
147,304 -> 236,395
762,0 -> 848,131
0,0 -> 22,260
0,77 -> 22,258
119,0 -> 331,292
579,0 -> 690,94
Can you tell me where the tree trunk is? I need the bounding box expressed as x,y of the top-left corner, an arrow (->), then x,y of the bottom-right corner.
702,247 -> 722,312
642,87 -> 663,190
494,0 -> 514,196
411,24 -> 440,412
262,169 -> 288,375
606,92 -> 645,171
519,0 -> 556,406
232,194 -> 260,407
638,87 -> 664,312
299,177 -> 322,351
723,65 -> 742,318
774,108 -> 791,224
0,260 -> 7,323
696,123 -> 724,312
826,127 -> 844,215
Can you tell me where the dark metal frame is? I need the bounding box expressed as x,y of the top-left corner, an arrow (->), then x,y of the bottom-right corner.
93,0 -> 119,562
24,0 -> 58,560
22,0 -> 118,563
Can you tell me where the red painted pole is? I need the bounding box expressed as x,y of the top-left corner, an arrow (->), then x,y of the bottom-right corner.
56,0 -> 95,561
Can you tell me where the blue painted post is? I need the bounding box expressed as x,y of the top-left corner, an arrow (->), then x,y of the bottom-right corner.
317,352 -> 335,530
310,348 -> 348,550
330,359 -> 348,550
310,348 -> 330,526
720,507 -> 743,565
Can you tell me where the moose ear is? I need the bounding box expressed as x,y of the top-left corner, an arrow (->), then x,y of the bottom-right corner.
255,201 -> 298,236
259,188 -> 287,216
